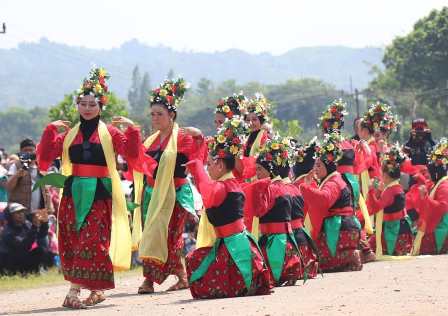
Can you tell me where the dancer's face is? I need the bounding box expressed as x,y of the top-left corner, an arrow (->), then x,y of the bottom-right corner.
247,113 -> 261,131
256,163 -> 270,180
78,95 -> 100,120
207,155 -> 226,180
150,104 -> 174,132
314,159 -> 328,180
214,113 -> 226,129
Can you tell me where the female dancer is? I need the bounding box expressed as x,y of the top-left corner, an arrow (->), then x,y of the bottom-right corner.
132,78 -> 206,294
300,133 -> 363,272
185,117 -> 272,298
37,67 -> 141,308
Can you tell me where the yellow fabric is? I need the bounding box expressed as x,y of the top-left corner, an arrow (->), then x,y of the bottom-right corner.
249,129 -> 264,157
62,121 -> 132,271
138,124 -> 179,264
411,176 -> 448,255
374,180 -> 411,260
196,172 -> 234,248
359,194 -> 373,234
360,170 -> 370,200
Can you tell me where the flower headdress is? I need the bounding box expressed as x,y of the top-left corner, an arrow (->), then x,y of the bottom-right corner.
150,78 -> 188,112
362,101 -> 400,133
382,144 -> 407,177
246,93 -> 270,121
319,99 -> 348,133
76,67 -> 110,106
215,93 -> 247,118
292,139 -> 317,178
208,117 -> 247,159
428,138 -> 448,167
314,133 -> 344,164
257,135 -> 291,176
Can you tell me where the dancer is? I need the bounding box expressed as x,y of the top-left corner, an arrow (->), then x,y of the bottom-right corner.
185,117 -> 272,298
133,78 -> 205,294
412,138 -> 448,255
300,133 -> 363,272
367,146 -> 414,257
37,67 -> 140,308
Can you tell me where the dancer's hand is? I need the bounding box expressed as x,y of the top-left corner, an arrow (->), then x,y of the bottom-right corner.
418,185 -> 427,199
112,116 -> 135,128
184,127 -> 202,137
51,120 -> 71,132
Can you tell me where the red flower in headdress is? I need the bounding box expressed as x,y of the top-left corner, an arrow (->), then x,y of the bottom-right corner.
171,84 -> 177,94
100,95 -> 108,105
282,151 -> 289,158
266,153 -> 273,161
218,149 -> 226,158
232,137 -> 240,144
226,111 -> 233,118
327,153 -> 334,162
166,95 -> 174,105
224,129 -> 233,138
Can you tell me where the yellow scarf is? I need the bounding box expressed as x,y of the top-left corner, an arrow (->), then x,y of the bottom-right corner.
249,129 -> 264,157
196,172 -> 235,248
411,176 -> 448,255
62,121 -> 132,271
133,124 -> 178,264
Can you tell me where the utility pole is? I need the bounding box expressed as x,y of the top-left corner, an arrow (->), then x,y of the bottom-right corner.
0,22 -> 6,34
355,88 -> 360,118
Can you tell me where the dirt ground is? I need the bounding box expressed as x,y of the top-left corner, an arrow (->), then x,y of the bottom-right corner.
1,255 -> 447,316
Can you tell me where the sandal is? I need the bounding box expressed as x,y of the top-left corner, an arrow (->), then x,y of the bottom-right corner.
348,250 -> 363,271
82,291 -> 106,306
62,288 -> 86,309
138,279 -> 155,294
167,272 -> 189,291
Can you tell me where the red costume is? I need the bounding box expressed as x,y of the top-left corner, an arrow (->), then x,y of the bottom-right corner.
37,118 -> 142,290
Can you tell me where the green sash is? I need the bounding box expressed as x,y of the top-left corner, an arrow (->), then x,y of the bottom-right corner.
189,231 -> 254,290
324,216 -> 342,257
435,213 -> 448,253
71,177 -> 112,231
343,173 -> 360,209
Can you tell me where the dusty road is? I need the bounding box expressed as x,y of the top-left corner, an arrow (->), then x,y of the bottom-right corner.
1,255 -> 447,316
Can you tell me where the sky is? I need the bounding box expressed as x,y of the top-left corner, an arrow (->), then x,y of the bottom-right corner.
1,0 -> 447,54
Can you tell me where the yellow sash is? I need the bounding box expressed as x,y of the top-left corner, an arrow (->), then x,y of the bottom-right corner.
62,121 -> 132,271
249,129 -> 264,157
374,180 -> 411,260
135,124 -> 179,264
196,172 -> 234,248
411,176 -> 448,255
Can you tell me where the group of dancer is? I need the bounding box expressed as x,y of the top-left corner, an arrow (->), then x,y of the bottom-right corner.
35,67 -> 448,309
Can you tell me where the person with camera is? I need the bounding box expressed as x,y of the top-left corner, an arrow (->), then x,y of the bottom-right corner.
6,139 -> 44,215
0,202 -> 52,275
404,119 -> 436,166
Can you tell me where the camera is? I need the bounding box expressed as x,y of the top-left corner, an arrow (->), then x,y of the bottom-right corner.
18,152 -> 36,171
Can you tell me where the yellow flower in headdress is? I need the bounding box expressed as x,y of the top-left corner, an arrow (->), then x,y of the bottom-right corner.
256,105 -> 263,113
229,145 -> 239,155
271,143 -> 280,150
159,89 -> 168,97
435,149 -> 442,155
231,119 -> 240,127
332,122 -> 339,129
217,135 -> 226,144
222,105 -> 231,113
282,138 -> 290,145
327,143 -> 334,151
98,68 -> 107,78
94,84 -> 102,93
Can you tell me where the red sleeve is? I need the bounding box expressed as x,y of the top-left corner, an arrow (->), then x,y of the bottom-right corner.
37,124 -> 66,171
244,178 -> 271,218
178,130 -> 206,162
108,125 -> 156,176
187,159 -> 227,208
417,181 -> 448,233
300,178 -> 341,239
233,156 -> 256,181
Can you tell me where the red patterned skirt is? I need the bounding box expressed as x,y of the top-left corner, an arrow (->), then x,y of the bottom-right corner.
58,197 -> 114,291
316,230 -> 360,272
299,245 -> 318,279
368,233 -> 413,256
142,204 -> 187,284
186,242 -> 272,299
261,239 -> 303,286
419,233 -> 448,255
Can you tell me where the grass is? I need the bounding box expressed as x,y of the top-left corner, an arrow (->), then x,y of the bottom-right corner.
0,266 -> 143,292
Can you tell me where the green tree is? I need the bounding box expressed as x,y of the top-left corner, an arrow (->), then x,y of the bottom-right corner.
48,92 -> 128,125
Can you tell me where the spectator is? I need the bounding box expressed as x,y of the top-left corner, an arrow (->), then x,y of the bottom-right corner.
6,139 -> 45,215
0,163 -> 7,202
0,203 -> 53,275
404,119 -> 436,166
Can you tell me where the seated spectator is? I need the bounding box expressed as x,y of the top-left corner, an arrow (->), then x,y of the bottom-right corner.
0,203 -> 53,275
